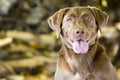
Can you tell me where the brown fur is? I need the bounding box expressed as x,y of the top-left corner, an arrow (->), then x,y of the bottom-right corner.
48,6 -> 118,80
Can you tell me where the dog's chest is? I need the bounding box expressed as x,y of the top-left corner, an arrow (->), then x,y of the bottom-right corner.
73,72 -> 87,80
67,56 -> 90,73
64,57 -> 90,80
64,71 -> 88,80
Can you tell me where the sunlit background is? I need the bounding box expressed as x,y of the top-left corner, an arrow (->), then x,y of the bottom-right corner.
0,0 -> 120,80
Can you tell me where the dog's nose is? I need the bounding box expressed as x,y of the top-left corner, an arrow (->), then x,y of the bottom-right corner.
75,30 -> 85,36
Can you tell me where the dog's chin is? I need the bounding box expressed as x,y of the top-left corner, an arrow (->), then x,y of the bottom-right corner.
69,39 -> 90,54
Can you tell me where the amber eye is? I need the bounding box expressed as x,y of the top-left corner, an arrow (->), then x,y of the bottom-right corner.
85,16 -> 92,22
82,14 -> 93,23
66,17 -> 73,21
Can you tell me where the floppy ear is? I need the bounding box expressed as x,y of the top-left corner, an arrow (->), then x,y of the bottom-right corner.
90,7 -> 108,33
47,8 -> 69,38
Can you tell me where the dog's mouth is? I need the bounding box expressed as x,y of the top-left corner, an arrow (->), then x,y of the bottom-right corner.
70,39 -> 89,54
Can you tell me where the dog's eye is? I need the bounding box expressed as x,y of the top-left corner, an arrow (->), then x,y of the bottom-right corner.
85,16 -> 92,22
66,17 -> 73,21
82,14 -> 93,23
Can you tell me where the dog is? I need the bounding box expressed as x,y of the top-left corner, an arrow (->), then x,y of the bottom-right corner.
47,6 -> 118,80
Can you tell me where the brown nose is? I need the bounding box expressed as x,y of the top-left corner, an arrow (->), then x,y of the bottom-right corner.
75,29 -> 85,36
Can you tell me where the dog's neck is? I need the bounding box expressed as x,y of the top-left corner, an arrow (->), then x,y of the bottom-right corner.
59,38 -> 98,74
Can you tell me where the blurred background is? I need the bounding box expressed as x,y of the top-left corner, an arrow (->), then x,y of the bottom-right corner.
0,0 -> 120,80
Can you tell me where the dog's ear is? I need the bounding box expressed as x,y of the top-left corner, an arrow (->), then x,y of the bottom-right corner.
47,8 -> 69,38
90,7 -> 108,33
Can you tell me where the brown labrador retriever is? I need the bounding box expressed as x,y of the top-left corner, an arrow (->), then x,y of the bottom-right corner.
47,6 -> 118,80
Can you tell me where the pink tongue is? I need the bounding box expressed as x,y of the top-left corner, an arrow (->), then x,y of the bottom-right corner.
73,40 -> 88,54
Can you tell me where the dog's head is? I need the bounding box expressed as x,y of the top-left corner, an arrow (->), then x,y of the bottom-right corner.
48,6 -> 108,54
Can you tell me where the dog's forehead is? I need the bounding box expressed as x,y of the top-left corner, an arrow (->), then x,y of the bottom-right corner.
65,7 -> 92,17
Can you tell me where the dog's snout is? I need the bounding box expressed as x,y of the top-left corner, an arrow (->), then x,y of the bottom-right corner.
75,29 -> 85,35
